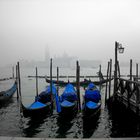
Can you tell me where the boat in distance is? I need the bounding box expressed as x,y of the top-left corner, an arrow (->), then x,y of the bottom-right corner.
45,76 -> 113,87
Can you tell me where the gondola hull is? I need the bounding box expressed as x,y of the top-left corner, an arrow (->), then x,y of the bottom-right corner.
21,84 -> 57,117
83,102 -> 101,119
83,82 -> 101,119
59,101 -> 78,117
21,102 -> 52,117
57,83 -> 78,117
0,81 -> 17,103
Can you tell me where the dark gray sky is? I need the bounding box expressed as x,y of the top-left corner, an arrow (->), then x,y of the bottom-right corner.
0,0 -> 140,66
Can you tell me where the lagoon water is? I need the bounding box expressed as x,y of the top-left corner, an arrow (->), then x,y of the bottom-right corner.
0,66 -> 140,138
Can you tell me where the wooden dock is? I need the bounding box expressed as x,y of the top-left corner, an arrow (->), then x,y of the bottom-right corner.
107,58 -> 140,117
113,77 -> 140,116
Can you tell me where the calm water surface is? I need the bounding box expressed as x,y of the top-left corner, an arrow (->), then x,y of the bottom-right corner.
0,67 -> 140,138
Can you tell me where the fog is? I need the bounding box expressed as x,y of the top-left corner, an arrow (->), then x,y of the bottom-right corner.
0,0 -> 140,66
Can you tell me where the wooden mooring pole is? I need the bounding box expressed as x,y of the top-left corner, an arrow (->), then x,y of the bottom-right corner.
99,64 -> 101,72
105,61 -> 110,105
12,66 -> 14,79
108,59 -> 112,99
126,59 -> 132,108
36,67 -> 39,97
50,58 -> 53,110
57,66 -> 59,95
130,59 -> 132,80
17,62 -> 21,98
136,63 -> 138,81
17,62 -> 23,114
99,65 -> 101,91
117,61 -> 121,78
76,61 -> 81,111
114,41 -> 118,97
16,65 -> 19,99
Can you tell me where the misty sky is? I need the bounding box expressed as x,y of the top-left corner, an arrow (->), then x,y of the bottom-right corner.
0,0 -> 140,66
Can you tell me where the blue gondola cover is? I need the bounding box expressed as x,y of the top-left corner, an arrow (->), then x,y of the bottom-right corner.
35,84 -> 57,103
60,83 -> 77,102
28,101 -> 46,109
85,83 -> 101,103
40,84 -> 57,96
86,101 -> 99,109
61,100 -> 75,107
87,83 -> 95,89
45,84 -> 57,95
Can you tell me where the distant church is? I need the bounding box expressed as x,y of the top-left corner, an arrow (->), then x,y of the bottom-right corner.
44,46 -> 101,68
53,52 -> 73,68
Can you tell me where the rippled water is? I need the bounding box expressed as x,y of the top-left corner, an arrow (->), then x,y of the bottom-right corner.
0,67 -> 140,138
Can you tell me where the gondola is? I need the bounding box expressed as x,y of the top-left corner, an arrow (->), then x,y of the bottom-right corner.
82,82 -> 101,119
56,83 -> 78,117
45,76 -> 113,87
21,84 -> 57,117
0,81 -> 17,103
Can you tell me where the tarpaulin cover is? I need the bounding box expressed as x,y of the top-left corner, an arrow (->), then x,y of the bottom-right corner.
36,84 -> 57,103
86,101 -> 99,109
85,83 -> 101,103
44,84 -> 57,95
61,100 -> 75,107
60,83 -> 78,102
87,83 -> 95,89
28,101 -> 46,109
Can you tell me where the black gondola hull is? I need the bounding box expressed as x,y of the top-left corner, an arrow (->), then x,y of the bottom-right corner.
59,102 -> 78,117
21,103 -> 52,118
0,81 -> 17,104
83,103 -> 101,119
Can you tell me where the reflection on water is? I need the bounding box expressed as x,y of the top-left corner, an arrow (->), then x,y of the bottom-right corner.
0,98 -> 21,137
0,98 -> 14,109
56,115 -> 74,138
0,96 -> 140,138
83,110 -> 100,138
22,114 -> 51,137
107,100 -> 140,137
